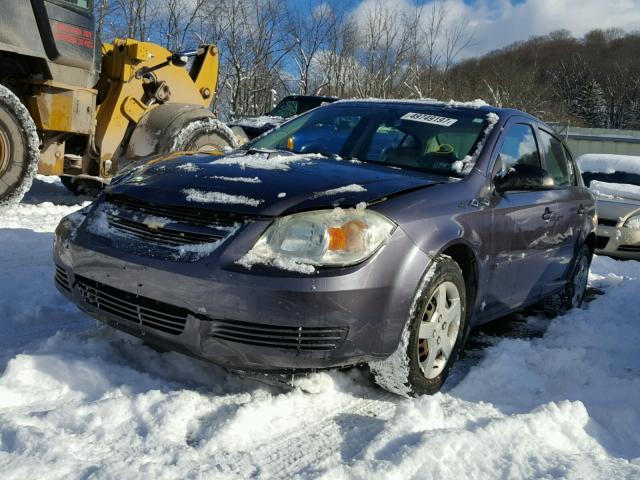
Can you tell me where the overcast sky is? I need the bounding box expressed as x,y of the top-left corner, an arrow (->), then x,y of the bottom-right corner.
341,0 -> 640,56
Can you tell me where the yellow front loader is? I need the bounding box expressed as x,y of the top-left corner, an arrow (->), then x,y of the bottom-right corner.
0,0 -> 236,202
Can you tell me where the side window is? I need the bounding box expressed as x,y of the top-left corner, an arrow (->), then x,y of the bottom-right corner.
497,123 -> 541,171
539,130 -> 572,187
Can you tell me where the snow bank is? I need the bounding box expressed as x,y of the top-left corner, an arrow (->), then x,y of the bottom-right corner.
182,188 -> 263,207
577,154 -> 640,175
1,176 -> 640,479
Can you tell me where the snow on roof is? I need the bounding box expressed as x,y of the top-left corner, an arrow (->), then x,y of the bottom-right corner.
231,115 -> 284,129
182,188 -> 263,207
577,154 -> 640,175
336,98 -> 492,109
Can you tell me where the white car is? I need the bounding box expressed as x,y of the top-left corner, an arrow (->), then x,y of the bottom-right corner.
578,154 -> 640,259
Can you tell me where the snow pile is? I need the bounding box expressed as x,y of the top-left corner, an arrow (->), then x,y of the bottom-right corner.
182,188 -> 263,207
1,176 -> 640,478
212,152 -> 323,171
577,154 -> 640,175
313,184 -> 367,198
589,180 -> 640,202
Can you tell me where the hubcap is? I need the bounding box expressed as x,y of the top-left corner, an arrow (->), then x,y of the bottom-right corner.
417,281 -> 462,379
572,254 -> 589,307
0,126 -> 10,177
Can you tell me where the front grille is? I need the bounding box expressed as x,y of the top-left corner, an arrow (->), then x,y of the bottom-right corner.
107,194 -> 256,228
595,236 -> 610,250
76,275 -> 189,335
598,218 -> 618,227
209,319 -> 348,351
618,245 -> 640,253
106,212 -> 223,247
54,265 -> 70,292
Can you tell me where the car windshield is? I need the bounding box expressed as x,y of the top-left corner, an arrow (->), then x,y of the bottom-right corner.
248,103 -> 492,177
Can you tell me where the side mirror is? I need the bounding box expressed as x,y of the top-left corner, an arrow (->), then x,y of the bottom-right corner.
494,163 -> 554,193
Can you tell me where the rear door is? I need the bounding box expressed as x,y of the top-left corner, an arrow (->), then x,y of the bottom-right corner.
484,120 -> 559,315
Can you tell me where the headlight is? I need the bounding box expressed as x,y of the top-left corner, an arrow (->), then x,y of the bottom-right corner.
624,215 -> 640,230
243,207 -> 396,270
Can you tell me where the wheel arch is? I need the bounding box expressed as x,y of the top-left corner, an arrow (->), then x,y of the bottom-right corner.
440,241 -> 480,317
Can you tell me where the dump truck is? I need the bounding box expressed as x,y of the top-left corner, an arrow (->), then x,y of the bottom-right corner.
0,0 -> 236,204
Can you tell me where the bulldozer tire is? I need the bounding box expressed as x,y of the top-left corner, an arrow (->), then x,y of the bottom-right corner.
0,84 -> 40,207
168,117 -> 238,153
60,176 -> 104,197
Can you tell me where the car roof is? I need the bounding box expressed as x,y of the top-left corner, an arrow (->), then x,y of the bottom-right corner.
282,95 -> 339,102
332,99 -> 550,129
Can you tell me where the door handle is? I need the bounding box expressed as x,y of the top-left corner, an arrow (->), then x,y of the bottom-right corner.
542,207 -> 553,221
577,204 -> 586,216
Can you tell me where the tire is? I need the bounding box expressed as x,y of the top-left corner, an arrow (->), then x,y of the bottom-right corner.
0,84 -> 40,207
370,255 -> 469,396
60,176 -> 104,197
169,117 -> 238,153
543,244 -> 592,317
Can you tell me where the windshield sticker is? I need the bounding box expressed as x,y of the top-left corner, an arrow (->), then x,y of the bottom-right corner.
401,112 -> 458,127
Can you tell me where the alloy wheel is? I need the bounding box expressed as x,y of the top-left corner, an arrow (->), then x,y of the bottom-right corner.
417,281 -> 462,380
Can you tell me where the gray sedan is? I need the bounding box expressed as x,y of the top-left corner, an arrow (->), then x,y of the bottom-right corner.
54,100 -> 596,396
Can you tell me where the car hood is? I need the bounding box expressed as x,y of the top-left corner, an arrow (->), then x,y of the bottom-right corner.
589,181 -> 640,221
108,151 -> 446,216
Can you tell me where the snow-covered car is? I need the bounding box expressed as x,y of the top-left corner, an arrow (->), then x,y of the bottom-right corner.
578,153 -> 640,259
54,100 -> 596,396
228,95 -> 338,140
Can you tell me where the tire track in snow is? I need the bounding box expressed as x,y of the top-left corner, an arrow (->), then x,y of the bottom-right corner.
218,389 -> 398,479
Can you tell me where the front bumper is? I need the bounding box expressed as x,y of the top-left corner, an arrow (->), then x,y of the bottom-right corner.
54,213 -> 429,372
594,224 -> 640,259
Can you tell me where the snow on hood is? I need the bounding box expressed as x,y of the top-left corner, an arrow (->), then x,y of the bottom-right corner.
107,151 -> 444,217
589,180 -> 640,203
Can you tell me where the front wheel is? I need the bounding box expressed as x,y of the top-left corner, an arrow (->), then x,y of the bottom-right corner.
0,84 -> 40,206
370,255 -> 469,396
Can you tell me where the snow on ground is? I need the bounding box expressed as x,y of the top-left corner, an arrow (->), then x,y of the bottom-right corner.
1,176 -> 639,479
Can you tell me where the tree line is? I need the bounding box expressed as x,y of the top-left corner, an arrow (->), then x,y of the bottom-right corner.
95,0 -> 640,129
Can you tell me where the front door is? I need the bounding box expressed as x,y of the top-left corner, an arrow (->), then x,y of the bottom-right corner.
483,122 -> 560,317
